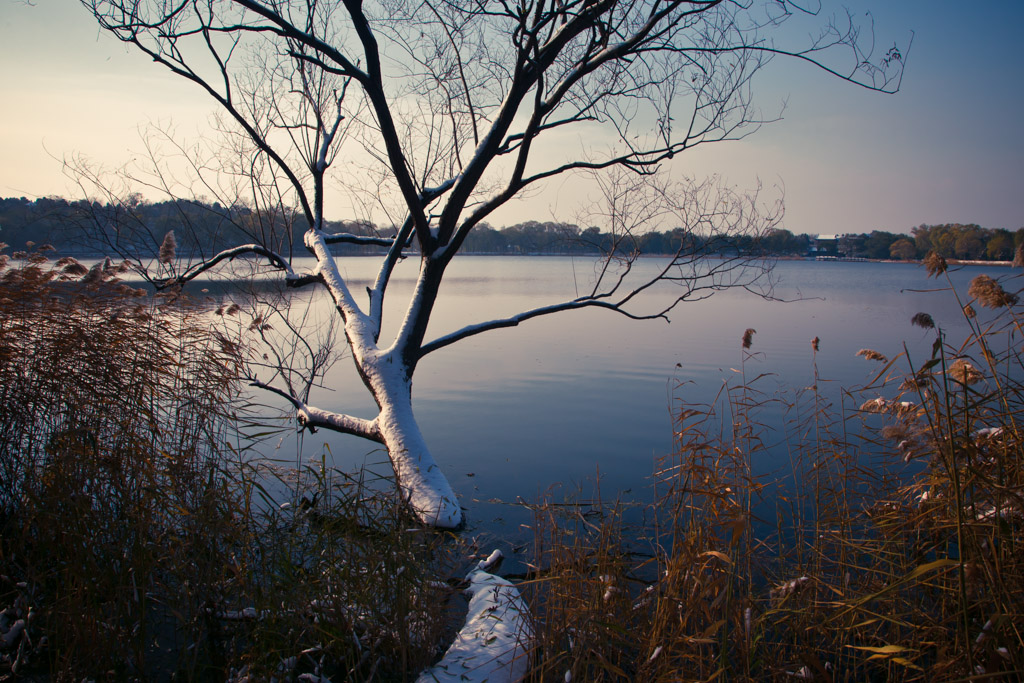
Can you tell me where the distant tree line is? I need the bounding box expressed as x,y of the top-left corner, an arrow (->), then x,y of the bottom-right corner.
907,223 -> 1024,261
2,196 -> 1020,261
737,225 -> 1024,261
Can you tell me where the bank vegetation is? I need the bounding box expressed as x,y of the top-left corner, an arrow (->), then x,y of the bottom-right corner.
1,246 -> 1021,680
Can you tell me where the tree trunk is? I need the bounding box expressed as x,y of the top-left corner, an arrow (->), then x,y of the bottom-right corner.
373,373 -> 463,529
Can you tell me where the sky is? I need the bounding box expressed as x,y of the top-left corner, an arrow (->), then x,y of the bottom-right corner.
1,1 -> 1022,237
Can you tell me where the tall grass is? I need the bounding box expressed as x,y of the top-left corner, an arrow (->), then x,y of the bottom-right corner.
0,246 -> 244,677
0,247 -> 458,680
4,244 -> 1021,681
523,264 -> 1023,681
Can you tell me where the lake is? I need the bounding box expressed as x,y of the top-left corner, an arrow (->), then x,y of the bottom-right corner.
250,256 -> 1013,540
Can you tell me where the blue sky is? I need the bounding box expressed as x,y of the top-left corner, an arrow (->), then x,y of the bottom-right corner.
1,0 -> 1021,236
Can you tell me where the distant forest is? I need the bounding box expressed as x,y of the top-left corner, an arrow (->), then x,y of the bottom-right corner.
2,195 -> 1022,261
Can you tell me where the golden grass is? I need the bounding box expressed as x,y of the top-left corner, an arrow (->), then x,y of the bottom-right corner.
521,269 -> 1024,681
3,244 -> 1021,681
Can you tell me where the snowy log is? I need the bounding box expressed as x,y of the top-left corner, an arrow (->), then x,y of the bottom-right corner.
416,565 -> 532,683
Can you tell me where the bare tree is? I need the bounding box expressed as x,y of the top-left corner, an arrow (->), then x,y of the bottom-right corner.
76,0 -> 905,528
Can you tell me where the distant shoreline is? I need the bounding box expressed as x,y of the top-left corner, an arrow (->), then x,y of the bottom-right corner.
456,253 -> 1017,267
768,255 -> 1014,267
51,252 -> 1021,268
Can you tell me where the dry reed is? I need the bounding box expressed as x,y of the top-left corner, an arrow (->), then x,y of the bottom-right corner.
0,247 -> 458,680
521,269 -> 1024,681
5,242 -> 1021,680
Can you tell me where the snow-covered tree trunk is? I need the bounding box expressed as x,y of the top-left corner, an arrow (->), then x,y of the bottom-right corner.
364,257 -> 462,527
373,376 -> 462,529
286,336 -> 463,527
308,233 -> 464,528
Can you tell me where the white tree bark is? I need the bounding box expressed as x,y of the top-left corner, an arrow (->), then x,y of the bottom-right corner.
374,380 -> 462,529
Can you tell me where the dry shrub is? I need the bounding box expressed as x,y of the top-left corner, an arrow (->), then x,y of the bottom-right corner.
221,460 -> 460,681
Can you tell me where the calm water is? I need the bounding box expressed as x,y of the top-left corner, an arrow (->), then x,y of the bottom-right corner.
257,256 -> 1013,536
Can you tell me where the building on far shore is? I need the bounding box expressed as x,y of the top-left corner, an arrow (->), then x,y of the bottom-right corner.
809,234 -> 842,256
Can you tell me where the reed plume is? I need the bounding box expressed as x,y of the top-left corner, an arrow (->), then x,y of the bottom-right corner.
968,274 -> 1018,308
947,358 -> 983,385
911,312 -> 935,329
856,348 -> 887,362
742,328 -> 756,349
158,230 -> 177,264
923,251 -> 947,277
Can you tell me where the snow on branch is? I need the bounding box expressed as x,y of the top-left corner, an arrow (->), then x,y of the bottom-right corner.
367,179 -> 459,337
250,379 -> 382,442
321,233 -> 401,247
418,297 -> 656,358
158,243 -> 299,288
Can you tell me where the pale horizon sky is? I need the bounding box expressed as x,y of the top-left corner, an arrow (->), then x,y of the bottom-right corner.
1,1 -> 1022,236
